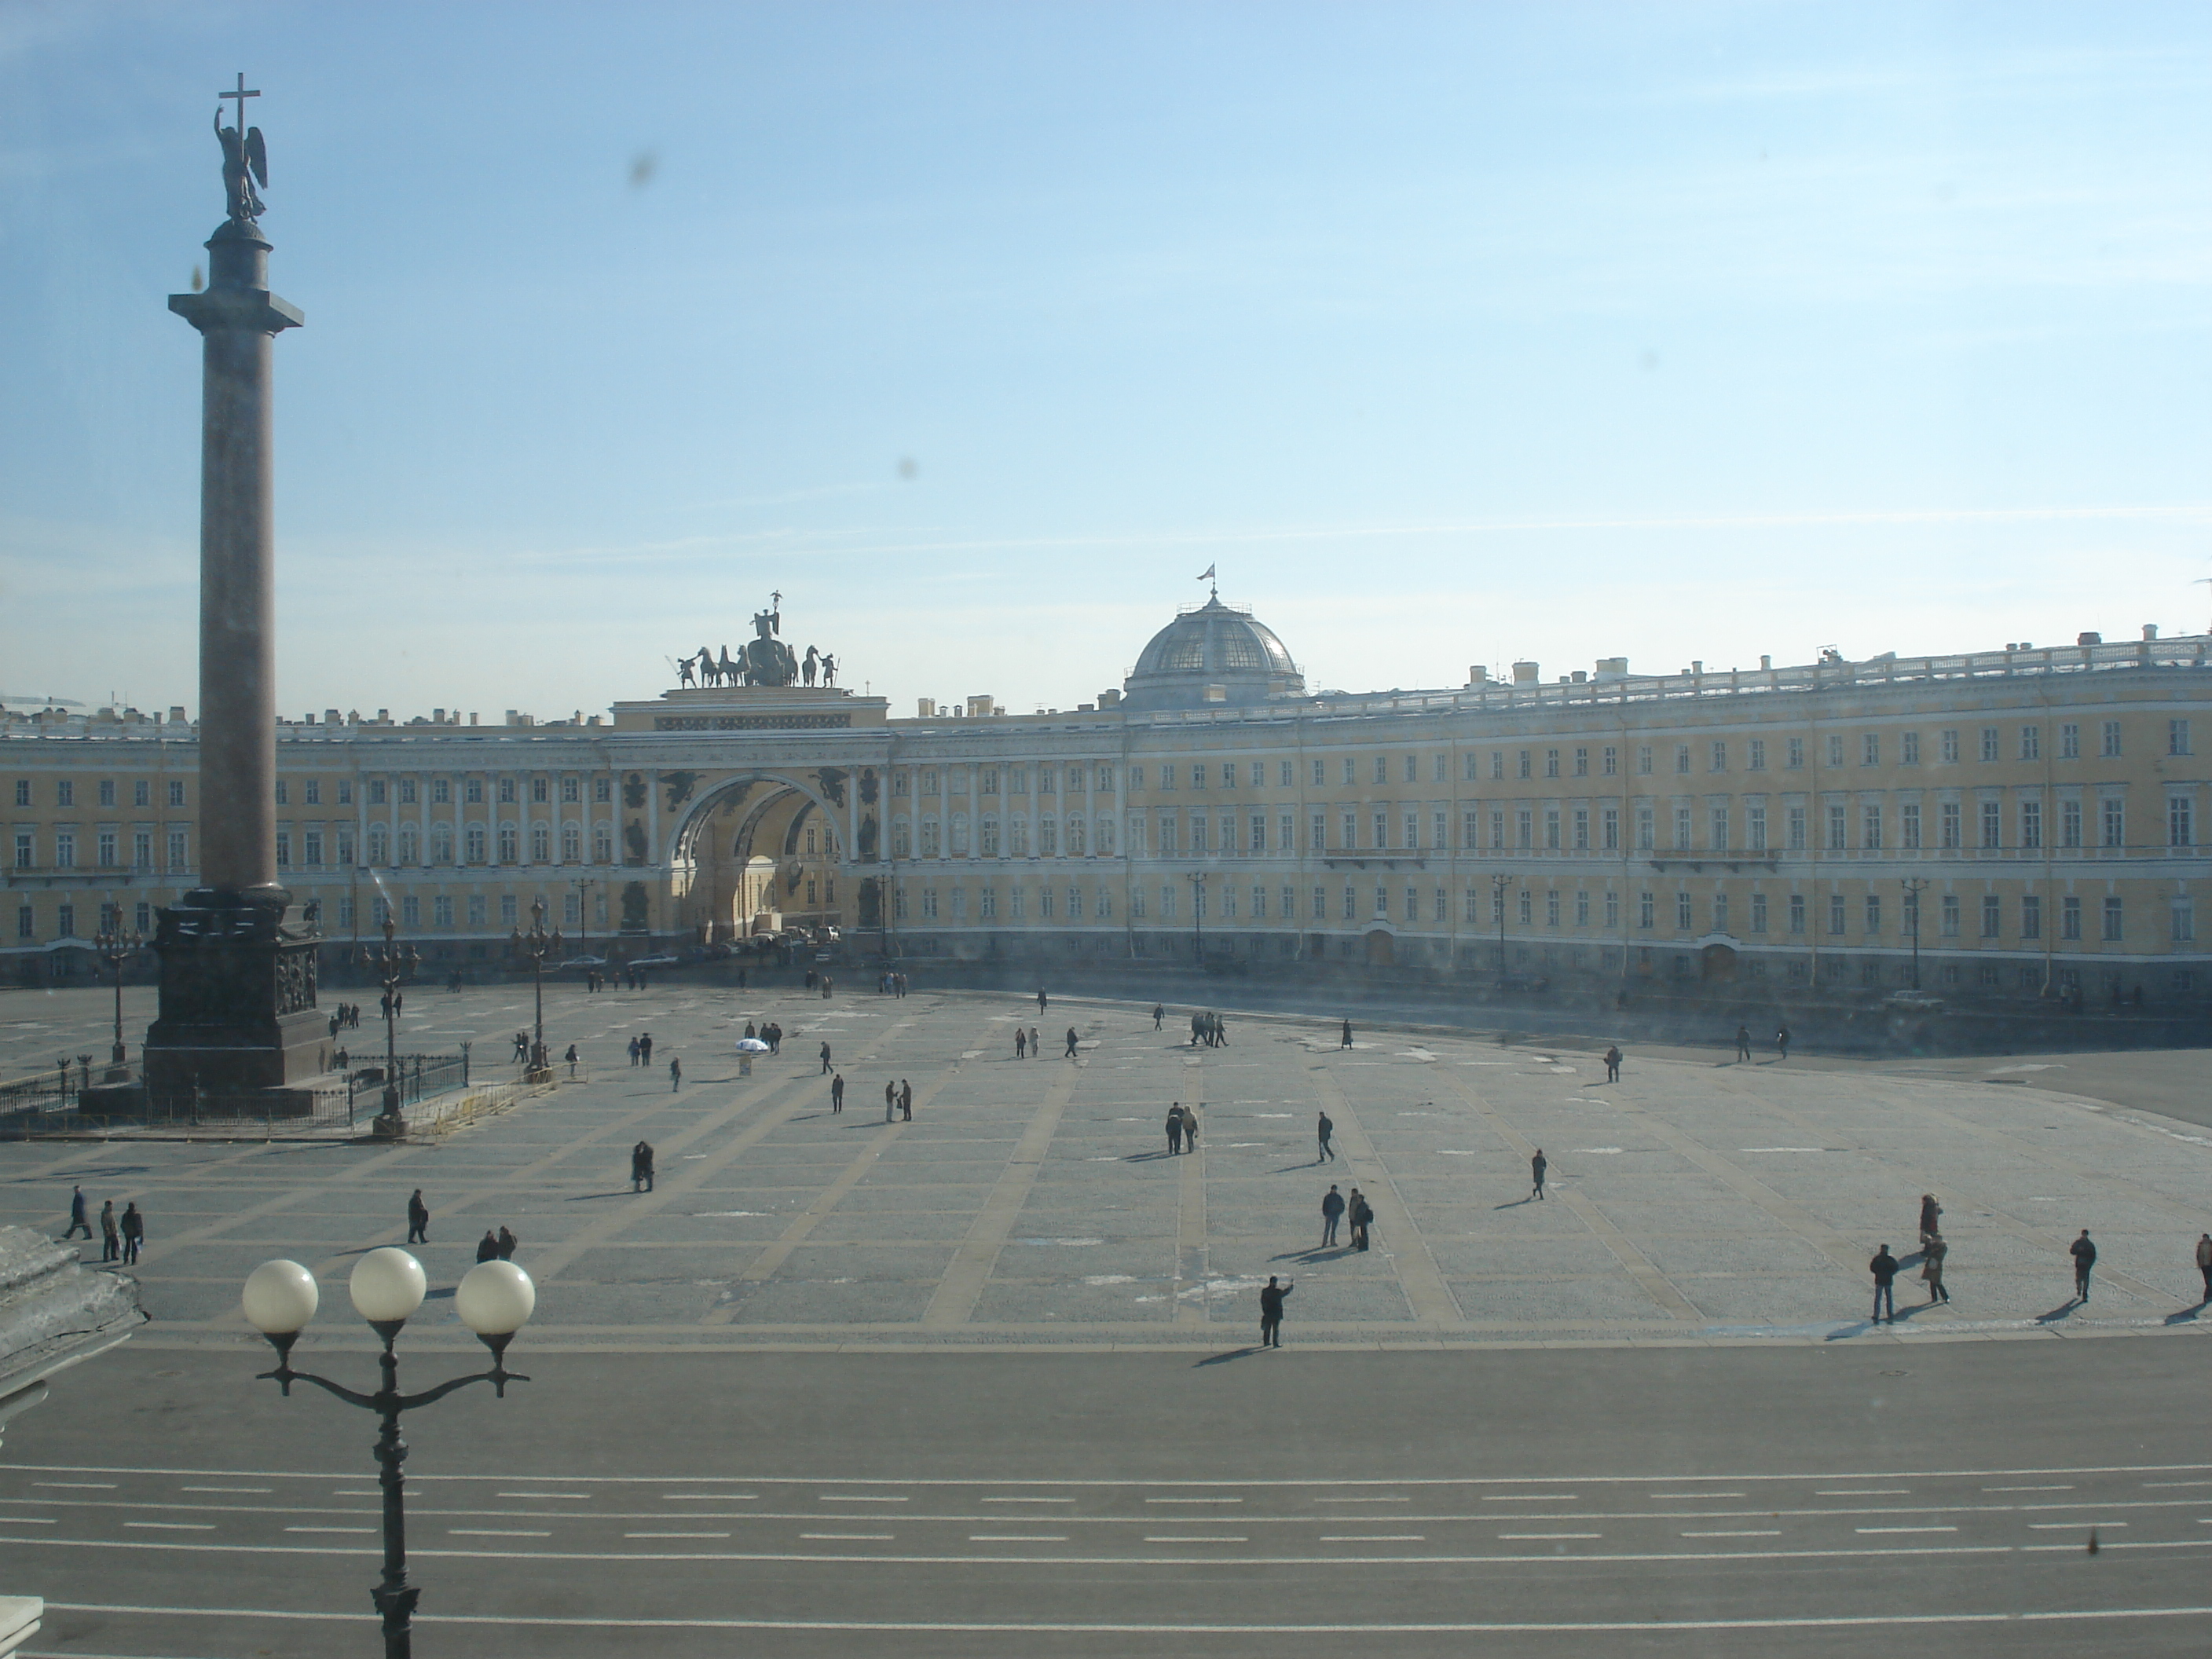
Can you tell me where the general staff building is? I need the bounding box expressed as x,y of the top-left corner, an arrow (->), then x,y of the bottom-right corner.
5,596 -> 2207,1009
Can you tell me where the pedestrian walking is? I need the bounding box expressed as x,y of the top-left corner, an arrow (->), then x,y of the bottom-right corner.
1529,1148 -> 1548,1201
1922,1233 -> 1950,1303
1340,1019 -> 1353,1049
2070,1229 -> 2097,1302
1321,1184 -> 1345,1247
1317,1111 -> 1335,1162
496,1225 -> 518,1261
1181,1104 -> 1200,1150
1037,989 -> 1049,1015
641,1032 -> 654,1064
99,1200 -> 119,1263
564,1043 -> 579,1078
670,1057 -> 683,1092
1027,1026 -> 1040,1058
1734,1024 -> 1752,1062
1015,1027 -> 1027,1059
475,1229 -> 500,1263
1166,1105 -> 1185,1155
632,1140 -> 655,1193
119,1202 -> 144,1265
2196,1233 -> 2212,1302
62,1185 -> 90,1240
830,1073 -> 844,1113
1603,1045 -> 1622,1083
406,1188 -> 430,1244
1918,1194 -> 1943,1246
1258,1276 -> 1294,1347
820,1042 -> 833,1075
1152,1004 -> 1165,1031
628,1035 -> 641,1067
899,1080 -> 913,1121
885,1081 -> 897,1122
1775,1025 -> 1791,1060
1214,1015 -> 1229,1048
1348,1188 -> 1373,1251
1869,1243 -> 1899,1323
1064,1027 -> 1079,1059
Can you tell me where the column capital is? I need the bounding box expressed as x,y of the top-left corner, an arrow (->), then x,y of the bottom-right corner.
168,287 -> 304,335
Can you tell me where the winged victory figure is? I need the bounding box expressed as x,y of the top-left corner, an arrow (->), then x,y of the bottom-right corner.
216,108 -> 269,222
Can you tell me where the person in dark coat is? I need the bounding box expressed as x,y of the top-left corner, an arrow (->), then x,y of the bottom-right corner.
1603,1045 -> 1623,1082
1152,1004 -> 1165,1030
1037,988 -> 1049,1015
820,1042 -> 833,1075
475,1229 -> 500,1263
1321,1185 -> 1345,1247
1348,1188 -> 1373,1251
496,1225 -> 518,1261
1918,1195 -> 1942,1246
1258,1276 -> 1294,1347
63,1185 -> 90,1240
1166,1105 -> 1185,1155
899,1080 -> 913,1121
1317,1111 -> 1335,1162
1181,1104 -> 1200,1151
1922,1234 -> 1950,1303
632,1140 -> 654,1192
1529,1149 -> 1548,1201
1869,1243 -> 1899,1324
1340,1019 -> 1353,1049
99,1200 -> 119,1262
1064,1027 -> 1079,1059
1734,1025 -> 1752,1061
670,1057 -> 682,1092
406,1189 -> 430,1244
830,1073 -> 844,1113
119,1202 -> 145,1265
2196,1233 -> 2212,1302
1016,1027 -> 1027,1059
2070,1229 -> 2097,1302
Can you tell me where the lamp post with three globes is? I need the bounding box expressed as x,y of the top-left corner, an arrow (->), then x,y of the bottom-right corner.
242,1247 -> 536,1657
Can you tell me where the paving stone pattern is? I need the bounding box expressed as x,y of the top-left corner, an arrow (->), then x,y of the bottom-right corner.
5,983 -> 2210,1350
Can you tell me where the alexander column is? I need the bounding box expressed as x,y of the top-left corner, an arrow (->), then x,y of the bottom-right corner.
142,76 -> 327,1106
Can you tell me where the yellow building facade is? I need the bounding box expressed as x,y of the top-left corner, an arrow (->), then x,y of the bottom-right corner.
5,600 -> 2207,1009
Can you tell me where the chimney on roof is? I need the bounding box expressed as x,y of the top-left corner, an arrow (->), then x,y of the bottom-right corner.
1595,657 -> 1628,682
2144,624 -> 2159,641
1467,665 -> 1489,684
2078,632 -> 2101,646
1511,661 -> 1539,686
169,705 -> 186,725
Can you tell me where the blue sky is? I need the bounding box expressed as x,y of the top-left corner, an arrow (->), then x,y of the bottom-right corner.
3,2 -> 2209,718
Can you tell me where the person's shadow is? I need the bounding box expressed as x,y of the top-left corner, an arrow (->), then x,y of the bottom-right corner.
2034,1298 -> 2080,1324
1192,1346 -> 1265,1368
1494,1196 -> 1537,1210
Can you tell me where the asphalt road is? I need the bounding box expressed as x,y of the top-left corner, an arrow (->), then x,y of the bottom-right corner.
8,1337 -> 2210,1657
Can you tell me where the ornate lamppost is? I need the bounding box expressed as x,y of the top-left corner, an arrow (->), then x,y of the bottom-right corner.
1186,870 -> 1207,963
1492,872 -> 1515,983
243,1248 -> 536,1658
510,899 -> 561,1078
94,923 -> 143,1078
361,913 -> 418,1137
1901,877 -> 1930,991
569,876 -> 597,969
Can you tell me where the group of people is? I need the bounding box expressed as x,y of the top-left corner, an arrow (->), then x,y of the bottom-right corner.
885,1079 -> 914,1120
474,1225 -> 520,1262
1730,1024 -> 1793,1061
1189,1012 -> 1229,1047
877,972 -> 910,996
1318,1184 -> 1374,1250
326,1004 -> 364,1036
742,1021 -> 784,1053
1164,1102 -> 1201,1153
1009,1025 -> 1044,1058
63,1186 -> 143,1265
801,969 -> 836,998
625,1031 -> 657,1066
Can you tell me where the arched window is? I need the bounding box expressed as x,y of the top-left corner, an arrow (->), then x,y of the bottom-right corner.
562,824 -> 580,862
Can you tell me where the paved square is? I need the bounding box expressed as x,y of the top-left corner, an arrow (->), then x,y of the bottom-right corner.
5,983 -> 2211,1349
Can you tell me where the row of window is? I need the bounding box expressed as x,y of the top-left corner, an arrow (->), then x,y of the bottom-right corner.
360,823 -> 613,867
8,889 -> 610,943
7,774 -> 624,810
13,779 -> 189,809
894,764 -> 1115,798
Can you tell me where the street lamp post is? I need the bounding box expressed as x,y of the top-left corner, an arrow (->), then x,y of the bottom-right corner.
510,899 -> 562,1078
569,877 -> 597,968
93,924 -> 142,1078
1491,873 -> 1514,984
1901,877 -> 1930,991
1186,870 -> 1207,963
361,914 -> 418,1137
243,1249 -> 536,1659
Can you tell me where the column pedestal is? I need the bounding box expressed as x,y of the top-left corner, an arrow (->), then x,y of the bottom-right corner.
141,888 -> 329,1108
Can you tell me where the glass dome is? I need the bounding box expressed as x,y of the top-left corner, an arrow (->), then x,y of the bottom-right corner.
1121,596 -> 1306,711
